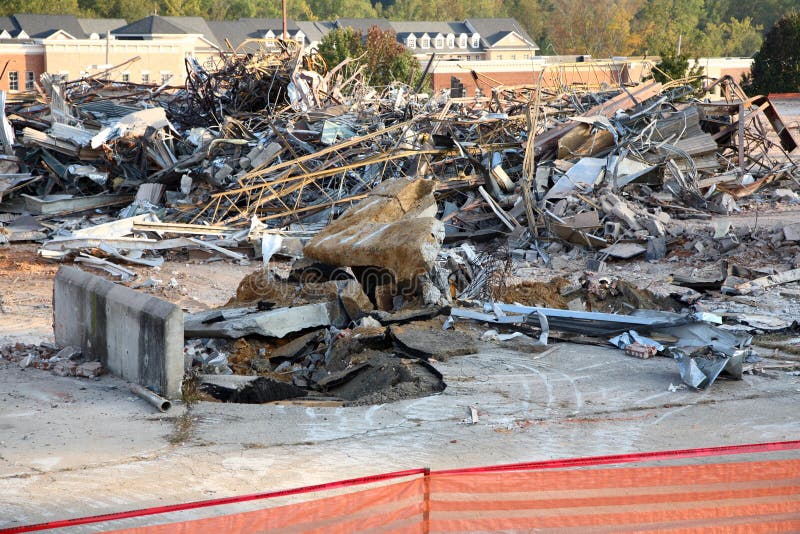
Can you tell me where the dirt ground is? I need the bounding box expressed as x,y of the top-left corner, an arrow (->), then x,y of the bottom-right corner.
0,244 -> 258,346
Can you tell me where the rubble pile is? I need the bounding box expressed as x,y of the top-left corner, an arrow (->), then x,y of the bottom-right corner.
1,343 -> 105,378
2,43 -> 800,400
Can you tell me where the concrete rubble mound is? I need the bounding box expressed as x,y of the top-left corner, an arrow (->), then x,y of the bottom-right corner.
3,43 -> 800,403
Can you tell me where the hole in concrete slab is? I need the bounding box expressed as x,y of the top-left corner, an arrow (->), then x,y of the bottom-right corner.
188,321 -> 449,407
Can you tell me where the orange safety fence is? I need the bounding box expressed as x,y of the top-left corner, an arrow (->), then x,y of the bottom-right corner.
5,440 -> 800,533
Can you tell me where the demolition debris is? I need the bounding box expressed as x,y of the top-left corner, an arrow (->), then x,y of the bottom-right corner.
2,41 -> 800,400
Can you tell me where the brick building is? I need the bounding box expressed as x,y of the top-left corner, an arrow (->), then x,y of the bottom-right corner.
0,14 -> 756,97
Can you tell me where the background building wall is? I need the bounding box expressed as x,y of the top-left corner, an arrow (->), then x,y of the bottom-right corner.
0,43 -> 45,91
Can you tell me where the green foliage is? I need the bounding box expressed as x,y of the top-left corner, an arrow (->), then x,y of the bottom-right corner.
653,48 -> 703,85
363,25 -> 417,87
307,0 -> 377,19
718,0 -> 796,33
747,11 -> 800,94
318,27 -> 365,71
319,25 -> 418,88
653,49 -> 689,82
631,0 -> 705,56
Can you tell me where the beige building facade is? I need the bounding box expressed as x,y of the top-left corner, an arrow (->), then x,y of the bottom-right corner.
43,35 -> 214,85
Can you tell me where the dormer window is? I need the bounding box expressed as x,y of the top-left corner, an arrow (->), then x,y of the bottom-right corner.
446,34 -> 455,48
0,30 -> 10,38
89,32 -> 100,40
471,34 -> 480,48
295,30 -> 304,43
434,34 -> 444,49
458,33 -> 467,48
420,34 -> 430,49
406,34 -> 416,48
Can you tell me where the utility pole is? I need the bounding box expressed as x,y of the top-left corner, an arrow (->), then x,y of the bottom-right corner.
282,0 -> 287,40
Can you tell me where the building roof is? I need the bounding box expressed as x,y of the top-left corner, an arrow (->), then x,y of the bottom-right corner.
162,16 -> 219,46
78,18 -> 127,37
10,14 -> 87,39
296,20 -> 333,44
333,18 -> 393,33
205,20 -> 243,48
390,21 -> 470,36
0,17 -> 15,34
390,21 -> 483,53
208,18 -> 317,49
465,18 -> 538,49
112,15 -> 188,36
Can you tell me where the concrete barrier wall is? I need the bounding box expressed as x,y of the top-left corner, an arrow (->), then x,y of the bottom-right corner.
53,266 -> 184,398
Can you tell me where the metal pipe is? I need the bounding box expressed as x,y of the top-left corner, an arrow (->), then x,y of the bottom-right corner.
129,383 -> 171,412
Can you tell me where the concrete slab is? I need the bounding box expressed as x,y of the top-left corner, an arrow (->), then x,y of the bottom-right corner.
2,343 -> 800,529
53,266 -> 184,398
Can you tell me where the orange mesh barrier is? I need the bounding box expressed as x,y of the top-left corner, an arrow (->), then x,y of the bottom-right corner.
111,477 -> 426,534
428,459 -> 800,532
7,442 -> 800,533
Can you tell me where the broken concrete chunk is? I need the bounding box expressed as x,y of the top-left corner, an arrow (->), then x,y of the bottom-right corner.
783,223 -> 800,242
185,301 -> 346,339
247,142 -> 282,170
601,242 -> 646,259
54,345 -> 82,361
645,236 -> 666,261
389,323 -> 478,361
76,361 -> 105,378
338,279 -> 374,321
304,179 -> 444,283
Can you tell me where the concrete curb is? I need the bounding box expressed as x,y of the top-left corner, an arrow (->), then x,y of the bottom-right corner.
53,266 -> 184,398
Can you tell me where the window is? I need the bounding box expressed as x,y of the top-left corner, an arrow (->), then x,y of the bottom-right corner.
434,35 -> 444,49
25,71 -> 34,90
161,72 -> 171,85
459,34 -> 467,48
295,31 -> 304,44
141,72 -> 150,84
8,71 -> 18,90
446,34 -> 455,48
497,54 -> 503,60
121,72 -> 130,83
471,34 -> 480,48
406,35 -> 416,49
79,71 -> 88,79
420,35 -> 430,49
511,54 -> 516,60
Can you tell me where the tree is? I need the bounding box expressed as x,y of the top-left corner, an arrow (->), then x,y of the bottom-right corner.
306,0 -> 377,19
695,17 -> 762,57
722,0 -> 795,33
652,48 -> 702,83
318,26 -> 365,73
363,26 -> 418,87
631,0 -> 705,56
747,11 -> 800,94
543,0 -> 640,56
0,0 -> 81,16
317,26 -> 419,88
504,0 -> 545,44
